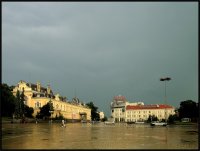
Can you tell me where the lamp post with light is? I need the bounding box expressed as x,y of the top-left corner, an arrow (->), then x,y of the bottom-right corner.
160,77 -> 171,123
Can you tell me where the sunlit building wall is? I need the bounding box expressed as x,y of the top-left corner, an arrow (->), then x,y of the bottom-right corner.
125,104 -> 175,122
12,80 -> 91,122
111,95 -> 175,122
99,111 -> 105,120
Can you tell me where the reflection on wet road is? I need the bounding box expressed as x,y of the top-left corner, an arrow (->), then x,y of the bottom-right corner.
2,122 -> 198,149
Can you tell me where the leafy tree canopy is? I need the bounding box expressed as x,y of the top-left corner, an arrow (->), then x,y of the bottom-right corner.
24,105 -> 34,118
101,116 -> 108,122
1,83 -> 16,117
37,101 -> 54,119
86,102 -> 100,121
178,100 -> 198,120
147,115 -> 158,122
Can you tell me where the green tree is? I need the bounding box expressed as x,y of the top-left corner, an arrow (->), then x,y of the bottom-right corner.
147,115 -> 158,122
1,83 -> 16,117
86,102 -> 100,121
15,90 -> 21,118
178,100 -> 198,121
168,114 -> 177,124
37,101 -> 54,119
14,89 -> 26,118
20,88 -> 25,117
24,105 -> 34,118
54,113 -> 64,120
101,116 -> 108,122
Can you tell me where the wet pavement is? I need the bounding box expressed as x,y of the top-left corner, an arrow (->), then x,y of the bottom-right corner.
2,122 -> 198,149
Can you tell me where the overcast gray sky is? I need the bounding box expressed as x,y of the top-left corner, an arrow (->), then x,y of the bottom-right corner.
2,2 -> 198,117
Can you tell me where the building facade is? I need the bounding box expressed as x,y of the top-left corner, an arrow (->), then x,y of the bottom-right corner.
126,104 -> 175,122
111,95 -> 175,122
12,80 -> 91,122
110,95 -> 127,122
98,111 -> 105,120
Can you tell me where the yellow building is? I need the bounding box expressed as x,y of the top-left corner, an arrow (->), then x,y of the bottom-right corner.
12,80 -> 91,122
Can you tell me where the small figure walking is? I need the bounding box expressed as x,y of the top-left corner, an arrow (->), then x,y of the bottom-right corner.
35,118 -> 38,124
61,119 -> 66,127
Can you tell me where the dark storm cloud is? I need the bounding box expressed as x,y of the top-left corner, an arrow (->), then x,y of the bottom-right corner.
2,2 -> 198,116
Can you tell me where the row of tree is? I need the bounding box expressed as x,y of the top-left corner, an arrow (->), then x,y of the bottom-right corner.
1,83 -> 34,119
178,100 -> 198,121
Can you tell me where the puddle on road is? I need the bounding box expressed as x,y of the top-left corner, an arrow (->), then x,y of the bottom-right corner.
2,123 -> 198,149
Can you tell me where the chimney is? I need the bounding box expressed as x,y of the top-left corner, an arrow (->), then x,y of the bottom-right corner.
37,81 -> 41,92
47,84 -> 51,95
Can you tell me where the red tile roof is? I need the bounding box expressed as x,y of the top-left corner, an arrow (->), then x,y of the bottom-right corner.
126,104 -> 173,110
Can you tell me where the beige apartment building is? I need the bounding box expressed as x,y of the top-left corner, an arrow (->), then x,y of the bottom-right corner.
12,80 -> 91,122
126,104 -> 175,122
111,95 -> 175,122
110,95 -> 126,122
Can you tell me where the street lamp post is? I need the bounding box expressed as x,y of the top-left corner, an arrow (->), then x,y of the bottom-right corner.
160,77 -> 171,123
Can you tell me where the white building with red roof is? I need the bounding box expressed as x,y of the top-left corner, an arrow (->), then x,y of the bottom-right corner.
126,104 -> 175,122
110,95 -> 175,122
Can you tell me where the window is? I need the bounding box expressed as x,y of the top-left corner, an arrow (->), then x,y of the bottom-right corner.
37,102 -> 40,107
35,102 -> 40,108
